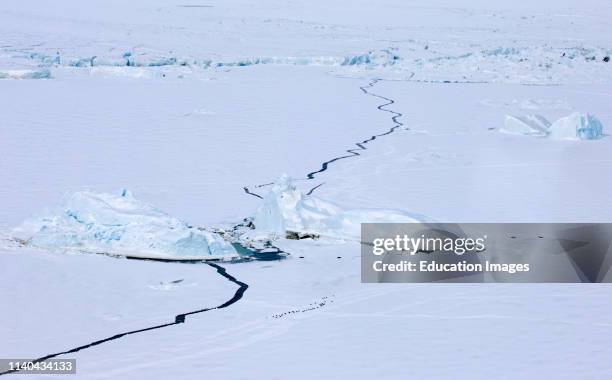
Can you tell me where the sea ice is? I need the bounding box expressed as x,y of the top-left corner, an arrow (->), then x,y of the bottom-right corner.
247,175 -> 426,241
501,115 -> 550,136
13,190 -> 238,259
549,112 -> 604,140
0,69 -> 51,79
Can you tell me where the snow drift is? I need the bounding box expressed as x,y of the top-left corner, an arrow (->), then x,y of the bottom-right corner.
13,190 -> 238,259
246,175 -> 426,241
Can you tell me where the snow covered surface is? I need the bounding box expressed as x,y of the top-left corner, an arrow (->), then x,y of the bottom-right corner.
13,190 -> 238,259
1,0 -> 612,379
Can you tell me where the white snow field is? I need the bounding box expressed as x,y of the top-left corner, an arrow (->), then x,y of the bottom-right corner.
1,0 -> 612,379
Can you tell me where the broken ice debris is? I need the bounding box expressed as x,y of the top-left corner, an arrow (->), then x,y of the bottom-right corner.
549,112 -> 604,140
0,69 -> 51,79
245,175 -> 427,241
501,115 -> 551,136
13,190 -> 238,259
501,112 -> 604,140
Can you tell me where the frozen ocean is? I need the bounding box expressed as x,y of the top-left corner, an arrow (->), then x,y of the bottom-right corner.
1,0 -> 612,379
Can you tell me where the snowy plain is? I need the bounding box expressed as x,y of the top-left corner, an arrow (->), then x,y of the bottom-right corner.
1,0 -> 612,379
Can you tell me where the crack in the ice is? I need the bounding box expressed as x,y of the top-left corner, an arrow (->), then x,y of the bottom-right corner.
243,186 -> 263,199
0,261 -> 247,376
305,78 -> 405,181
244,78 -> 405,198
1,78 -> 405,374
305,182 -> 325,195
242,181 -> 277,200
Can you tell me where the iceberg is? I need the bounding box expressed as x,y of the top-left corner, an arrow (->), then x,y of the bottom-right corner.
247,175 -> 426,241
501,115 -> 550,136
13,190 -> 238,259
549,112 -> 604,140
